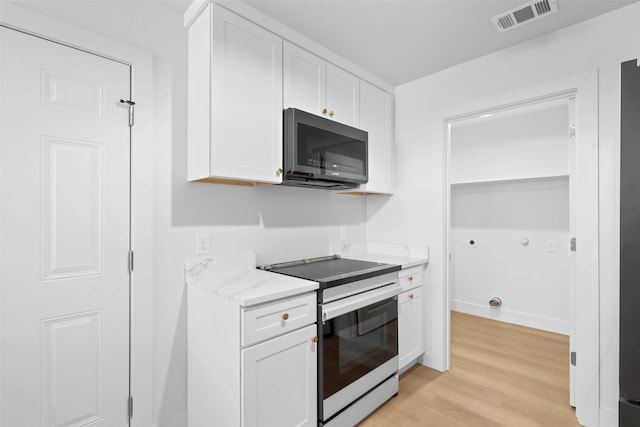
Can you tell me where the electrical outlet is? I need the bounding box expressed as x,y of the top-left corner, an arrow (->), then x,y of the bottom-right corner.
196,233 -> 210,255
340,227 -> 348,241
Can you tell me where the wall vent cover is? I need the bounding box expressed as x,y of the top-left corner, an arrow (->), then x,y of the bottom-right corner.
491,0 -> 559,33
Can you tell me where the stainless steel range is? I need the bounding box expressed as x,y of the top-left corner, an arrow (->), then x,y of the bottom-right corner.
262,255 -> 401,426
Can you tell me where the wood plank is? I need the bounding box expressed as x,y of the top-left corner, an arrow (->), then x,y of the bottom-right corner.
359,311 -> 582,427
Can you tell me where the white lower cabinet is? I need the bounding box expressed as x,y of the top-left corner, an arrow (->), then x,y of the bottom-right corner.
399,286 -> 424,369
398,267 -> 425,370
242,324 -> 317,427
188,287 -> 317,427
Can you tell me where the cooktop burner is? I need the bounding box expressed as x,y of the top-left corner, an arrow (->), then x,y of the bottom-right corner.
261,255 -> 400,288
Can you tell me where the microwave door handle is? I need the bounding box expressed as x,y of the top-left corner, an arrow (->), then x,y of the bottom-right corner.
322,283 -> 401,322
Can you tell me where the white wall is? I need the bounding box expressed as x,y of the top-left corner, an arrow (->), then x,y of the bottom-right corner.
451,104 -> 569,183
367,3 -> 640,425
450,178 -> 570,333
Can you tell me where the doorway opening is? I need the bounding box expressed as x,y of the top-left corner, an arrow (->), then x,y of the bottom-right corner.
445,95 -> 577,409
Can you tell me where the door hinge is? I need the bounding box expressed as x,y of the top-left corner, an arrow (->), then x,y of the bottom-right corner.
128,251 -> 134,272
128,395 -> 134,419
119,99 -> 135,126
570,238 -> 576,252
569,124 -> 576,140
570,351 -> 576,366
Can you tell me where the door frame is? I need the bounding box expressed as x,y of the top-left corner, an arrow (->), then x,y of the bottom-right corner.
0,5 -> 154,426
441,71 -> 599,426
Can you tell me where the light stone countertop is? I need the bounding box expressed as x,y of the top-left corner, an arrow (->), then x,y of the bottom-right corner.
335,242 -> 430,270
185,253 -> 318,307
346,253 -> 428,270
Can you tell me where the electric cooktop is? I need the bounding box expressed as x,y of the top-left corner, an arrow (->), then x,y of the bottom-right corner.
260,255 -> 400,289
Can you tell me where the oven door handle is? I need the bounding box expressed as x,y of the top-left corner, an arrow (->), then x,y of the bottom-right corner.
321,283 -> 401,322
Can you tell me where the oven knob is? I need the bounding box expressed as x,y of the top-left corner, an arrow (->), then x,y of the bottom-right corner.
311,336 -> 318,343
282,313 -> 289,321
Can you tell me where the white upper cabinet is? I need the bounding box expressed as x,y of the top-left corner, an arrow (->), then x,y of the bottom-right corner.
283,42 -> 326,117
188,3 -> 283,185
284,41 -> 359,127
341,81 -> 394,195
326,63 -> 359,127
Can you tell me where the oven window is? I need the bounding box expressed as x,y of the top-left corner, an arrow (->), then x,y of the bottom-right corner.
322,297 -> 398,400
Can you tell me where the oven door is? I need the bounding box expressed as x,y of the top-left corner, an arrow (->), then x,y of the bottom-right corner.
319,284 -> 400,421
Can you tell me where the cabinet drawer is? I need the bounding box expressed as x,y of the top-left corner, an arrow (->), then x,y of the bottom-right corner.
399,267 -> 422,292
398,287 -> 422,305
242,292 -> 316,346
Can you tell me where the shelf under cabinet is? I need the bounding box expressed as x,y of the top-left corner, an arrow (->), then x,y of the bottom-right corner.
450,174 -> 569,186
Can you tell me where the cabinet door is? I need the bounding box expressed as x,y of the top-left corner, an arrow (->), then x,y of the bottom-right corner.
398,286 -> 424,370
283,42 -> 326,117
242,324 -> 317,427
358,81 -> 394,194
326,63 -> 359,127
210,4 -> 283,183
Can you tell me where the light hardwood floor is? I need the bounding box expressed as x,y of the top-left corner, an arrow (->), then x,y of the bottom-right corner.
359,311 -> 582,427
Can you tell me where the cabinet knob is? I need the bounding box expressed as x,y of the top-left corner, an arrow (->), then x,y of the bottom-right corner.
276,168 -> 283,176
311,336 -> 318,343
282,313 -> 289,321
329,110 -> 334,117
409,294 -> 414,299
408,276 -> 413,282
322,108 -> 327,115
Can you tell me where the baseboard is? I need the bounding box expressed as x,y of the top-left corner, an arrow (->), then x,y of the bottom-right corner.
156,412 -> 187,427
450,300 -> 570,335
599,406 -> 618,427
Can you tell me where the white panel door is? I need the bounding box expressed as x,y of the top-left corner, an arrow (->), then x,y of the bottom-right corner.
326,63 -> 359,127
241,324 -> 317,427
283,41 -> 326,117
0,28 -> 131,426
210,4 -> 283,183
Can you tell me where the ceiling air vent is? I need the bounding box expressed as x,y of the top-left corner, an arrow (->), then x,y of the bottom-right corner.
491,0 -> 559,33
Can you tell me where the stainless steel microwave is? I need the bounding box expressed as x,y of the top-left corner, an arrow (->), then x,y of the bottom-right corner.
282,108 -> 368,190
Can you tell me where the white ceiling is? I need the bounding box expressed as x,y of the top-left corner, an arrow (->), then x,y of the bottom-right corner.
7,0 -> 639,86
244,0 -> 639,85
